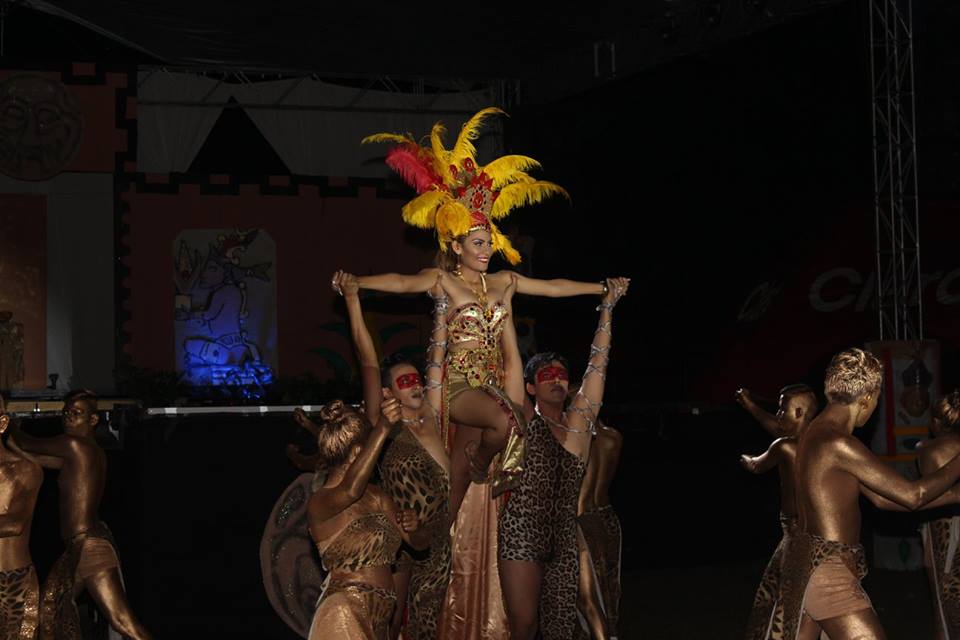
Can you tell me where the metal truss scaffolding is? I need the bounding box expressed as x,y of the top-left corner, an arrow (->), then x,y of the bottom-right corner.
869,0 -> 922,341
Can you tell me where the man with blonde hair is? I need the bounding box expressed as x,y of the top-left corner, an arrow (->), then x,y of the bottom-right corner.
772,348 -> 960,640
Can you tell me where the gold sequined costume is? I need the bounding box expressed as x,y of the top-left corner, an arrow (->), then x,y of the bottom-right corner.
439,301 -> 524,640
309,511 -> 401,640
443,300 -> 525,495
380,429 -> 450,640
0,564 -> 39,640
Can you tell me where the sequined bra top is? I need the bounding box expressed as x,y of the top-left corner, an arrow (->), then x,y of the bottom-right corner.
315,512 -> 402,573
447,302 -> 509,350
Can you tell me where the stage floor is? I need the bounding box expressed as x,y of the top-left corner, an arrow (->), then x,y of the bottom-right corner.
619,562 -> 932,639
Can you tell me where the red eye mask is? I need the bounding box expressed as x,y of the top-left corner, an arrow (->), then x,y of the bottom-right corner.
536,366 -> 569,384
395,373 -> 423,390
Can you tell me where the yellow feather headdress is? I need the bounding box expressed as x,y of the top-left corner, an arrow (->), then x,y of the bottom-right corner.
362,108 -> 569,265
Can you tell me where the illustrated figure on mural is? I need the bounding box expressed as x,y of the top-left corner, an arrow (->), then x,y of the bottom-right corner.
174,229 -> 275,388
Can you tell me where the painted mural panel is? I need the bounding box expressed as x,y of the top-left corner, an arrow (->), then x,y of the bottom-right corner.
173,229 -> 276,391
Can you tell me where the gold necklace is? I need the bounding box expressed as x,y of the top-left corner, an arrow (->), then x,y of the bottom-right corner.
458,271 -> 491,319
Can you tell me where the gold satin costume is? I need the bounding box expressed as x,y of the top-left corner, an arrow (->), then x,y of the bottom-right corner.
576,503 -> 623,639
768,529 -> 870,640
40,521 -> 120,640
309,512 -> 401,640
922,515 -> 960,638
439,301 -> 523,640
0,564 -> 38,640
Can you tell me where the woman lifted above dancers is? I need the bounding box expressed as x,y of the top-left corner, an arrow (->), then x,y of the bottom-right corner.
343,107 -> 626,638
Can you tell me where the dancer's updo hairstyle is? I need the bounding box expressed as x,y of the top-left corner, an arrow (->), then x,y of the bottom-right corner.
315,400 -> 370,468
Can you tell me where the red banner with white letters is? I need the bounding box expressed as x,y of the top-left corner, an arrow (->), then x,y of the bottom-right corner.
691,202 -> 960,402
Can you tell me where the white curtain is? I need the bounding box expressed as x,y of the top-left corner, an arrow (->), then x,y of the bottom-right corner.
232,78 -> 502,177
137,69 -> 504,177
137,70 -> 232,173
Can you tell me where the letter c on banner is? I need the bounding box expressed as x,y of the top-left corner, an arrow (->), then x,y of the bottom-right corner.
937,267 -> 960,305
810,267 -> 861,312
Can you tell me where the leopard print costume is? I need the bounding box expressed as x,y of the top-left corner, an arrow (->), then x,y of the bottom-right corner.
743,515 -> 796,640
380,428 -> 450,640
923,516 -> 960,638
0,565 -> 39,640
768,529 -> 867,640
499,415 -> 585,640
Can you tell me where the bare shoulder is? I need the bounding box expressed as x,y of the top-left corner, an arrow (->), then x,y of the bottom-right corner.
486,270 -> 516,286
3,456 -> 42,488
803,424 -> 857,458
775,436 -> 797,458
598,423 -> 623,446
15,458 -> 42,489
919,434 -> 960,469
64,435 -> 101,458
307,487 -> 329,519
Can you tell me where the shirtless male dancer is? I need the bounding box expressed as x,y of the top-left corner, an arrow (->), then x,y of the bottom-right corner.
737,384 -> 818,640
775,348 -> 960,640
0,395 -> 43,639
11,389 -> 151,640
574,418 -> 623,640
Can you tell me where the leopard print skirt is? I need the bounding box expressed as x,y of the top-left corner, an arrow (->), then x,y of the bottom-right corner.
743,515 -> 796,640
923,516 -> 960,639
769,529 -> 867,640
0,564 -> 38,640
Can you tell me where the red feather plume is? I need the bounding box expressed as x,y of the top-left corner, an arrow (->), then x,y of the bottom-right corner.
385,145 -> 442,194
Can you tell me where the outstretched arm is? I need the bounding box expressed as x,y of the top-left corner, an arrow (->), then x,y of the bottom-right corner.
861,484 -> 960,512
841,437 -> 960,510
565,278 -> 629,442
740,438 -> 786,474
424,277 -> 448,421
9,423 -> 73,461
8,438 -> 62,470
735,389 -> 781,437
509,271 -> 607,298
354,268 -> 441,294
334,271 -> 384,424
